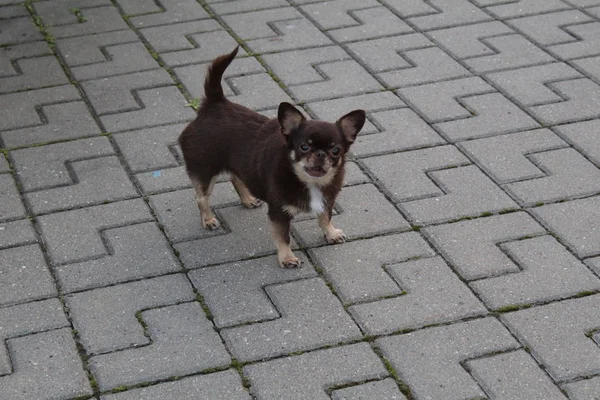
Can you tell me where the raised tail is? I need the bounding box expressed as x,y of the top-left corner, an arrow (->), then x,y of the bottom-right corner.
203,46 -> 239,102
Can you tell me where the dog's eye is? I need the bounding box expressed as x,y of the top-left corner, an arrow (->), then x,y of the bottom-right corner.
299,143 -> 310,152
331,147 -> 341,156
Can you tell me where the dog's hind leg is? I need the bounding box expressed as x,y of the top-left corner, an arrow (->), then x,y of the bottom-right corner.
231,174 -> 262,208
191,175 -> 220,230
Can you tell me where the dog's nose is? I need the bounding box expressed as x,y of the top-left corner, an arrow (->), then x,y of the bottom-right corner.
315,150 -> 326,159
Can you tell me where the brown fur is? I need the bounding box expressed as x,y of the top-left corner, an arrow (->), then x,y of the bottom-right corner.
178,46 -> 365,267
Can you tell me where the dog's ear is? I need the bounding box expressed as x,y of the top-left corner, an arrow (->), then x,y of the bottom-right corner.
278,102 -> 305,136
337,110 -> 366,145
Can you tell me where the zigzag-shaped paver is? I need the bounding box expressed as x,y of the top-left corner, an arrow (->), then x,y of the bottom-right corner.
122,0 -> 210,27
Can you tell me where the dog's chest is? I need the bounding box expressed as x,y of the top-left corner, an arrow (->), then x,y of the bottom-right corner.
282,185 -> 325,215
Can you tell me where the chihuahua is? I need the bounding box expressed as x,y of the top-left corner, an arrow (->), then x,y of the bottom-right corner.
178,46 -> 365,268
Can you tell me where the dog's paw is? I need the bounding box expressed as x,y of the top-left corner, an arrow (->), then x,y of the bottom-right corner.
325,228 -> 347,244
202,216 -> 220,230
243,197 -> 263,209
280,256 -> 301,269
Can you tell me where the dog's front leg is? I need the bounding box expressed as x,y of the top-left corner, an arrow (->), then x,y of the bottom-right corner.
269,208 -> 300,268
318,208 -> 347,244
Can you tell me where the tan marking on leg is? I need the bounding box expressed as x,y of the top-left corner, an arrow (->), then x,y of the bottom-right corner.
192,176 -> 219,230
231,174 -> 262,208
270,221 -> 300,268
318,213 -> 346,244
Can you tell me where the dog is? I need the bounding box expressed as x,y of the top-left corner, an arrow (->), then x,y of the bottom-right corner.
178,46 -> 365,268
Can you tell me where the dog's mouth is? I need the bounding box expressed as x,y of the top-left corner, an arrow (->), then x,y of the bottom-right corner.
304,165 -> 327,177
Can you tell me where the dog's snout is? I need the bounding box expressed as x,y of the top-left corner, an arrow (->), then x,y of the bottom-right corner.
315,150 -> 326,159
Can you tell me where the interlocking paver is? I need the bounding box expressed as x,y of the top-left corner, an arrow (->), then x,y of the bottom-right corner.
188,254 -> 317,328
507,10 -> 593,47
124,0 -> 210,27
474,0 -> 571,18
377,318 -> 520,400
331,378 -> 406,400
546,22 -> 600,60
263,46 -> 382,101
223,7 -> 332,54
57,31 -> 159,80
0,42 -> 68,93
563,376 -> 600,400
208,0 -> 288,15
243,343 -> 388,400
221,277 -> 362,362
572,54 -> 600,81
532,196 -> 600,258
0,174 -> 26,222
350,256 -> 487,335
302,2 -> 412,43
65,274 -> 195,355
556,119 -> 600,166
458,129 -> 568,183
100,370 -> 251,400
0,244 -> 56,306
89,302 -> 230,391
0,85 -> 101,148
293,183 -> 410,246
0,219 -> 36,249
503,148 -> 600,206
0,11 -> 43,45
502,294 -> 600,381
382,0 -> 492,30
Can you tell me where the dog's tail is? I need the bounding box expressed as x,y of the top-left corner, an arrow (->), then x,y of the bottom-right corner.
204,46 -> 239,102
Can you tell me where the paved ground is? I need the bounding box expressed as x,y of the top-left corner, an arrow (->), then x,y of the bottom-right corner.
1,0 -> 600,399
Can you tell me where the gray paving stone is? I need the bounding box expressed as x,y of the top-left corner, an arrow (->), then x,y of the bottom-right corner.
0,328 -> 93,400
65,274 -> 195,355
0,244 -> 56,307
470,235 -> 600,309
532,196 -> 600,258
36,3 -> 129,38
23,155 -> 138,214
149,186 -> 240,242
113,123 -> 185,173
208,0 -> 288,15
424,212 -> 547,280
140,21 -> 241,67
504,148 -> 600,206
585,256 -> 600,276
100,370 -> 251,400
37,198 -> 153,264
557,121 -> 600,166
0,42 -> 68,93
56,222 -> 179,292
0,15 -> 43,45
343,161 -> 369,186
458,129 -> 568,184
303,2 -> 412,43
501,295 -> 600,381
293,184 -> 410,246
547,22 -> 600,60
572,54 -> 600,81
401,166 -> 518,224
135,165 -> 190,194
175,205 -> 298,268
127,0 -> 210,27
563,376 -> 600,400
223,8 -> 332,54
527,79 -> 600,125
309,233 -> 434,305
0,4 -> 27,16
243,343 -> 388,400
382,0 -> 493,31
376,318 -> 520,400
222,277 -> 362,362
0,174 -> 26,222
486,63 -> 583,107
0,219 -> 36,249
89,302 -> 230,391
263,46 -> 382,101
396,76 -> 494,123
466,349 -> 567,400
0,85 -> 101,148
0,154 -> 8,172
363,145 -> 470,202
331,378 -> 406,400
58,33 -> 159,81
188,254 -> 317,328
475,0 -> 571,18
350,256 -> 487,335
174,56 -> 292,109
0,298 -> 69,375
507,10 -> 593,47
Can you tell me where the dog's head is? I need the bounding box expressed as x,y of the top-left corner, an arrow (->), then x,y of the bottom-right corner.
278,102 -> 365,186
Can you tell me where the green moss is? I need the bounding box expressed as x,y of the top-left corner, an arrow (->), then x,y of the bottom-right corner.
69,7 -> 87,23
185,98 -> 201,111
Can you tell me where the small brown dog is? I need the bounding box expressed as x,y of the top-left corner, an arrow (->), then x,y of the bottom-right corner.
178,46 -> 365,268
